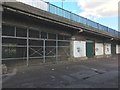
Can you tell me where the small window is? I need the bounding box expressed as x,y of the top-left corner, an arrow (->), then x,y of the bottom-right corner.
58,41 -> 70,46
16,27 -> 27,37
58,35 -> 64,40
17,39 -> 27,45
46,41 -> 56,46
48,33 -> 56,39
2,38 -> 16,44
2,25 -> 15,36
29,29 -> 39,38
29,40 -> 43,46
41,32 -> 47,39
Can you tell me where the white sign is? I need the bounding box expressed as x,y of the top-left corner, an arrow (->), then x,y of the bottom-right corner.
73,41 -> 86,58
95,43 -> 104,56
116,45 -> 120,54
104,43 -> 111,55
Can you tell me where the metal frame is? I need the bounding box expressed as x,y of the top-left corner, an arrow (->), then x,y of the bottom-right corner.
29,47 -> 43,57
0,11 -> 2,65
27,28 -> 29,66
2,23 -> 71,66
43,39 -> 45,63
56,34 -> 58,63
0,4 -> 3,90
48,2 -> 119,37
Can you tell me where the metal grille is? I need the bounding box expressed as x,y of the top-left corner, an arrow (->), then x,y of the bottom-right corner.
2,24 -> 71,65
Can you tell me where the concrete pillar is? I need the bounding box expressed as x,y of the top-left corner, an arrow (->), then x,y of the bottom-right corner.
0,2 -> 3,90
70,36 -> 76,60
103,43 -> 105,56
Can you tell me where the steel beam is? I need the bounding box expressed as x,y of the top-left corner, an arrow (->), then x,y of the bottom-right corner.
0,2 -> 3,90
15,26 -> 16,37
56,34 -> 58,63
27,29 -> 29,66
0,6 -> 2,64
43,39 -> 46,63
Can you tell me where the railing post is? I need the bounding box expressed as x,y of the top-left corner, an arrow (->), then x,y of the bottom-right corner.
56,34 -> 58,63
43,39 -> 46,63
97,23 -> 99,30
0,2 -> 3,90
27,28 -> 29,66
70,12 -> 72,21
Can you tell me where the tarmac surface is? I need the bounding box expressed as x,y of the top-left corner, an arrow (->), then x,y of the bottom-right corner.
2,55 -> 119,88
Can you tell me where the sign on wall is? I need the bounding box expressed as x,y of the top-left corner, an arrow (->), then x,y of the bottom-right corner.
73,41 -> 86,58
104,43 -> 111,55
116,45 -> 120,54
95,43 -> 104,56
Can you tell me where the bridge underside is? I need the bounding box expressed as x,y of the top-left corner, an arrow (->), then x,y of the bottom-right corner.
1,2 -> 120,66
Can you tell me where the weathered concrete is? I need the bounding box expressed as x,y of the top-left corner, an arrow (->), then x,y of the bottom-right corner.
2,2 -> 120,41
2,8 -> 71,36
2,55 -> 119,88
3,5 -> 116,42
1,64 -> 7,74
2,2 -> 120,46
94,55 -> 104,58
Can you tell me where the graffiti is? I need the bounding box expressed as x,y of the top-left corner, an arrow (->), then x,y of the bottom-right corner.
77,47 -> 80,52
107,48 -> 109,52
95,48 -> 98,51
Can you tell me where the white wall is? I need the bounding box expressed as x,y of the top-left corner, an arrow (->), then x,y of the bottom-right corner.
95,43 -> 104,56
104,43 -> 111,55
16,0 -> 48,11
116,45 -> 120,54
73,41 -> 86,58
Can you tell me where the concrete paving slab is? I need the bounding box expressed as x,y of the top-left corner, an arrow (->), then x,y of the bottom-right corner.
2,55 -> 119,88
85,70 -> 118,84
70,71 -> 97,80
61,75 -> 76,83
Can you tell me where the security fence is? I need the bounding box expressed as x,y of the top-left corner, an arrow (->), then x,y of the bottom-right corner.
2,24 -> 71,65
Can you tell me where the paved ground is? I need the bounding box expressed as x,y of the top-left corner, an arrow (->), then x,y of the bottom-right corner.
2,55 -> 119,88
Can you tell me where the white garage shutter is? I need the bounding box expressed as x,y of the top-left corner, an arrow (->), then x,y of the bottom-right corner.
95,43 -> 104,56
105,43 -> 111,55
73,41 -> 86,58
116,45 -> 120,54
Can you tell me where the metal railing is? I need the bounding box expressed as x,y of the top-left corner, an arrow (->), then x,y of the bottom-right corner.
17,0 -> 120,37
48,3 -> 120,37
